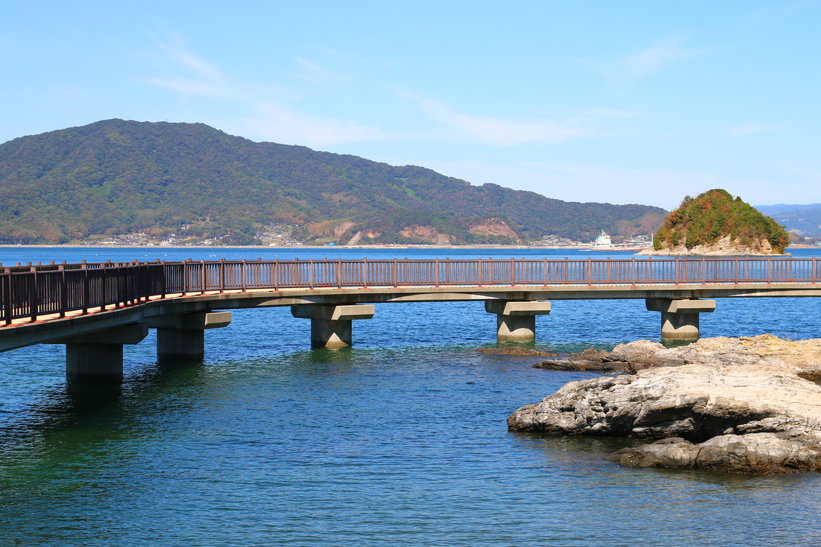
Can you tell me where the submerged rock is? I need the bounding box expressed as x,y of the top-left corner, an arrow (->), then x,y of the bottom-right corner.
537,335 -> 821,379
509,337 -> 821,473
477,347 -> 556,357
611,433 -> 821,474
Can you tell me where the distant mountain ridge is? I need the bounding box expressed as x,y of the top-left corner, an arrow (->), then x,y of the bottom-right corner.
0,119 -> 666,245
755,204 -> 821,238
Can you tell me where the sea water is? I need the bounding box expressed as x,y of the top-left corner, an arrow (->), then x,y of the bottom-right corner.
0,247 -> 818,544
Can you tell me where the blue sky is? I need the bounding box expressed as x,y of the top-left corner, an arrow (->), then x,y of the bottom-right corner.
2,1 -> 819,209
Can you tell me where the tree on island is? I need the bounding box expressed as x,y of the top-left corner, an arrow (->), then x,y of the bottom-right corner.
652,189 -> 789,254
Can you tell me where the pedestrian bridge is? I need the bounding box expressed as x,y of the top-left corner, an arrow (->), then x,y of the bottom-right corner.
1,256 -> 819,381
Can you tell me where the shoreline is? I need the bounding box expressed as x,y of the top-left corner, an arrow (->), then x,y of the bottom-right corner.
1,243 -> 816,250
0,243 -> 623,250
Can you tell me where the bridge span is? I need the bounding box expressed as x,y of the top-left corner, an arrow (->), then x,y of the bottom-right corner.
1,256 -> 819,381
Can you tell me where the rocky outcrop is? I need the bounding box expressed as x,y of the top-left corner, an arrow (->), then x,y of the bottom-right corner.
638,235 -> 779,256
509,336 -> 821,473
536,335 -> 821,380
477,347 -> 556,357
612,433 -> 820,473
534,342 -> 683,373
398,225 -> 453,245
468,218 -> 520,241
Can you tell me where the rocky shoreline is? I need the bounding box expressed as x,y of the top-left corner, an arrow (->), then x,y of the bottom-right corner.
637,235 -> 783,256
508,335 -> 821,474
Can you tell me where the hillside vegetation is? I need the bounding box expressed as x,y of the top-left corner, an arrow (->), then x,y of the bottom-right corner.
0,119 -> 666,245
652,189 -> 789,254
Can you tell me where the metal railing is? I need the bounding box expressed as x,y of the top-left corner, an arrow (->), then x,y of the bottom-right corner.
2,256 -> 818,325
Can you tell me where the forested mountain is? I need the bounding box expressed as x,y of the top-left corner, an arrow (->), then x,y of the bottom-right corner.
0,119 -> 666,245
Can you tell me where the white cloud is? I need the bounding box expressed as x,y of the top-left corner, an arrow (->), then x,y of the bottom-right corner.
161,40 -> 223,82
726,123 -> 770,137
620,41 -> 696,78
143,37 -> 640,150
584,36 -> 701,84
144,38 -> 384,147
407,93 -> 604,146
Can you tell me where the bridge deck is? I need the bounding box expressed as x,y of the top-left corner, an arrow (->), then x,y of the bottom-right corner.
2,280 -> 819,352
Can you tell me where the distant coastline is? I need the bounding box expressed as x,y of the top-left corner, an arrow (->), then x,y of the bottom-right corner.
0,243 -> 816,250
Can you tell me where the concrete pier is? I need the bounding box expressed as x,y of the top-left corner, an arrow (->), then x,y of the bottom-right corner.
146,312 -> 232,363
646,298 -> 716,341
291,304 -> 375,348
54,324 -> 148,382
485,301 -> 551,342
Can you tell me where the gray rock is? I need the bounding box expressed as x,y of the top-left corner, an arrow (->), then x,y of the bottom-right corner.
508,351 -> 821,473
612,432 -> 821,473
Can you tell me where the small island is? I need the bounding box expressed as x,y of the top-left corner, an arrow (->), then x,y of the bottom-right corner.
640,189 -> 789,255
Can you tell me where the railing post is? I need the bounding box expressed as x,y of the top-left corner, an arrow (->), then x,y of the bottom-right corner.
488,258 -> 494,285
767,256 -> 772,284
543,257 -> 548,286
82,262 -> 89,315
59,264 -> 67,318
337,258 -> 342,288
139,262 -> 146,302
180,260 -> 187,297
131,261 -> 138,304
3,268 -> 11,325
813,257 -> 818,284
112,263 -> 120,306
510,258 -> 515,286
701,256 -> 706,285
101,263 -> 109,310
160,261 -> 167,299
200,260 -> 206,294
28,266 -> 38,322
309,258 -> 315,289
363,257 -> 368,288
606,257 -> 612,284
587,258 -> 592,286
393,258 -> 398,288
241,260 -> 247,292
478,257 -> 484,286
631,257 -> 636,286
435,258 -> 440,287
274,260 -> 279,291
126,262 -> 133,305
121,262 -> 128,306
675,257 -> 680,285
219,259 -> 225,293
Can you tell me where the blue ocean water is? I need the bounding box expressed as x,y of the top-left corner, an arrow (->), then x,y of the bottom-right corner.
0,247 -> 819,545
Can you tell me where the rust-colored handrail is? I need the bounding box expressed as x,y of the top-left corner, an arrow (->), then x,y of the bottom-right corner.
0,256 -> 818,325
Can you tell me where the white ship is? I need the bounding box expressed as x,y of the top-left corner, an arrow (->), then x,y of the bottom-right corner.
591,230 -> 613,249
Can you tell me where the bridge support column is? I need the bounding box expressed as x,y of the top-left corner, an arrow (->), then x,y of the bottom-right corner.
146,312 -> 232,364
291,305 -> 375,349
485,301 -> 551,342
645,299 -> 716,341
51,324 -> 149,383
